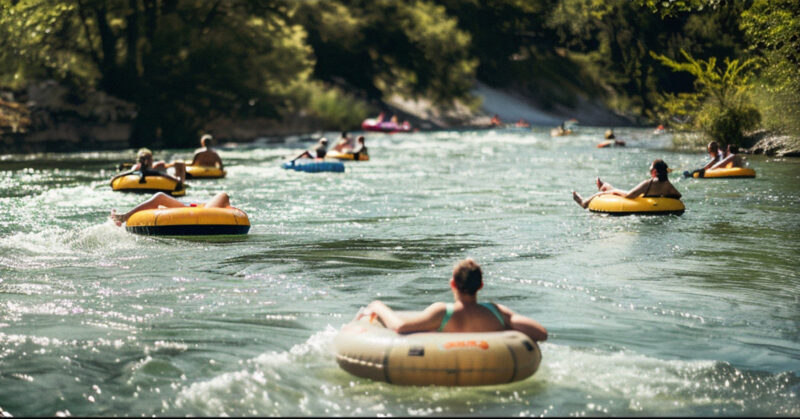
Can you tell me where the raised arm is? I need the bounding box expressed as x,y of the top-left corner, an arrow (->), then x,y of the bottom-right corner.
189,151 -> 201,166
622,179 -> 651,199
702,154 -> 720,170
496,303 -> 548,342
710,154 -> 733,170
362,300 -> 446,334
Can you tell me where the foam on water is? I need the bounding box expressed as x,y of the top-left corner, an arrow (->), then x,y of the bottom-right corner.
170,327 -> 799,416
1,128 -> 798,416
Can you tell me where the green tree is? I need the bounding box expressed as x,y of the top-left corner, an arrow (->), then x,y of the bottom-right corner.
547,0 -> 748,120
652,49 -> 760,144
0,0 -> 315,147
291,0 -> 477,106
741,0 -> 800,137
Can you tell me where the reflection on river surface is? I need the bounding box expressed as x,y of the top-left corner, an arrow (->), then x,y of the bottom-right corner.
0,128 -> 798,416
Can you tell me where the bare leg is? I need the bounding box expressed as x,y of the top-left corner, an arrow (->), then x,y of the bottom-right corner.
291,151 -> 312,162
171,161 -> 186,183
204,192 -> 231,208
598,178 -> 615,192
110,192 -> 185,226
572,191 -> 588,208
574,188 -> 627,209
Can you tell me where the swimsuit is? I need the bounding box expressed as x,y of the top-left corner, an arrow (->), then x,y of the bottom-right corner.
438,302 -> 506,332
643,178 -> 681,199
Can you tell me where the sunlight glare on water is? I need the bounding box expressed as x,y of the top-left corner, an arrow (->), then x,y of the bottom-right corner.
0,128 -> 798,416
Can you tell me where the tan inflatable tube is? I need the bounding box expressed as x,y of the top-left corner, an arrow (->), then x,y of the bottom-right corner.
334,312 -> 542,386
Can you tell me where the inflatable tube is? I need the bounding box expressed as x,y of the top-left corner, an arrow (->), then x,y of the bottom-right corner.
597,140 -> 625,148
588,195 -> 685,216
110,173 -> 186,197
693,167 -> 755,178
334,313 -> 542,386
326,151 -> 370,161
361,118 -> 412,133
186,165 -> 226,179
281,160 -> 345,173
125,206 -> 250,236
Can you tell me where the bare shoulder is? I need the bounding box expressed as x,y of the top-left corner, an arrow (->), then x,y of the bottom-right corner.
424,302 -> 447,313
494,302 -> 515,316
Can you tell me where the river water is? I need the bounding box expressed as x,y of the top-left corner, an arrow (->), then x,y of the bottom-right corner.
0,128 -> 798,416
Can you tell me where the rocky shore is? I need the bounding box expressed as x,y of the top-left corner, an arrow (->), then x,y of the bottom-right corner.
744,130 -> 800,157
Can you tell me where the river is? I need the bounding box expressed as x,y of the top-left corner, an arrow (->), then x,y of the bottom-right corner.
0,127 -> 798,416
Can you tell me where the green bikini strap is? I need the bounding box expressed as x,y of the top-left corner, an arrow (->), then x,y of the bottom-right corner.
480,302 -> 506,327
438,303 -> 454,332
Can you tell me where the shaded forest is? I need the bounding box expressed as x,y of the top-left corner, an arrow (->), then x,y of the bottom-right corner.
0,0 -> 797,149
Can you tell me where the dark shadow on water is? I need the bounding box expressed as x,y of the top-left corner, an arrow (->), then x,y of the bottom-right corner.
149,235 -> 253,244
220,236 -> 488,272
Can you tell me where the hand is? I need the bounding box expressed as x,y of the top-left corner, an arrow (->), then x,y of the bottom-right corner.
355,307 -> 373,320
356,300 -> 383,321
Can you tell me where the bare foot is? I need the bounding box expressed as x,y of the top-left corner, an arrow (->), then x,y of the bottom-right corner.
596,177 -> 604,190
110,209 -> 124,227
572,191 -> 587,209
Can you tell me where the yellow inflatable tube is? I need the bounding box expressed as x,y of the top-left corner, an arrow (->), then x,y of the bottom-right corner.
334,313 -> 542,386
186,165 -> 226,179
326,151 -> 370,161
588,195 -> 685,215
110,174 -> 186,197
693,167 -> 755,178
125,206 -> 250,236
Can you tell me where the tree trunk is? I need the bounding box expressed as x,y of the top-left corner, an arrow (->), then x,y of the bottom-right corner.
94,5 -> 122,96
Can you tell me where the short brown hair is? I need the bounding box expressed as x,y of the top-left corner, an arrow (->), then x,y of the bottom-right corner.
452,259 -> 482,295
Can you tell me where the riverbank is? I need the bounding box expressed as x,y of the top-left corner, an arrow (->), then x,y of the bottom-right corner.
745,130 -> 800,157
4,81 -> 797,157
1,79 -> 639,154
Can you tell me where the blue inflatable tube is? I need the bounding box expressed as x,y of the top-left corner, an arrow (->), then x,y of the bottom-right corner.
282,160 -> 345,173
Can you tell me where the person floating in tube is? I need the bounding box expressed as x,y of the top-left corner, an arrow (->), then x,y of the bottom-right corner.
332,131 -> 355,152
600,129 -> 626,147
683,141 -> 724,178
358,259 -> 548,342
350,136 -> 368,158
572,159 -> 681,209
110,192 -> 233,226
124,147 -> 186,188
190,134 -> 224,170
291,138 -> 328,162
710,144 -> 746,169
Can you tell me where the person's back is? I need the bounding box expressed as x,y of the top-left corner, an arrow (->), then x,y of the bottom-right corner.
643,178 -> 681,198
312,138 -> 328,159
192,135 -> 223,168
361,259 -> 548,342
438,301 -> 506,333
192,149 -> 222,167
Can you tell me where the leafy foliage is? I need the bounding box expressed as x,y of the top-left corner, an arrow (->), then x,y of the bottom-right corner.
741,0 -> 800,137
1,0 -> 799,149
291,0 -> 477,107
652,50 -> 760,144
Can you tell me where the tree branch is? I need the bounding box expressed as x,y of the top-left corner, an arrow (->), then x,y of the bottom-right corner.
76,0 -> 102,68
